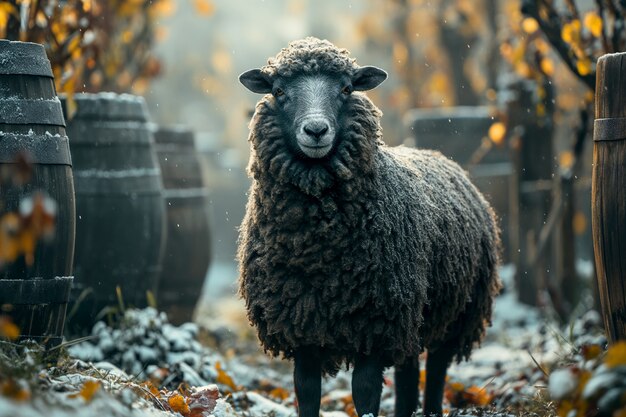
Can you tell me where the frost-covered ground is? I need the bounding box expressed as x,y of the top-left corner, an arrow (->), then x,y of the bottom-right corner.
0,265 -> 608,417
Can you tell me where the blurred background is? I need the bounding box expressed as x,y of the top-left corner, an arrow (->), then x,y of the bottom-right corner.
1,0 -> 615,327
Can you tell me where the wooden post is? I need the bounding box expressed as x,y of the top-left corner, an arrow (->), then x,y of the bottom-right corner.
508,79 -> 555,306
592,52 -> 626,342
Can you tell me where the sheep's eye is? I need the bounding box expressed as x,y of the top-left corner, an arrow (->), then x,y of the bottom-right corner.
342,86 -> 353,95
274,88 -> 284,97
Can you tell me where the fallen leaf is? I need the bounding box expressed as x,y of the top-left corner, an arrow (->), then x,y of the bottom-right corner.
605,341 -> 626,368
0,379 -> 31,402
268,387 -> 290,401
581,344 -> 602,361
69,380 -> 101,402
215,362 -> 238,391
168,393 -> 190,415
187,385 -> 220,417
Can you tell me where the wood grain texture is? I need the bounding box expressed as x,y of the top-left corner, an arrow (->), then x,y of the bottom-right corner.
0,42 -> 75,349
592,52 -> 626,342
154,127 -> 211,324
63,95 -> 166,332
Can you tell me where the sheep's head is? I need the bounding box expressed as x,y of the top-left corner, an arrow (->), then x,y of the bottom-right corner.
239,38 -> 387,160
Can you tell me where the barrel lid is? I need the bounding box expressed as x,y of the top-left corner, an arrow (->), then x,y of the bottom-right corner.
60,93 -> 151,122
0,40 -> 54,77
154,125 -> 195,146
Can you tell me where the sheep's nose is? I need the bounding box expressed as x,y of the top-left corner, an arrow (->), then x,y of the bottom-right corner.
303,121 -> 330,140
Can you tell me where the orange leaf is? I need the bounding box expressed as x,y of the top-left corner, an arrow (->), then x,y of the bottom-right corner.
215,362 -> 238,391
488,122 -> 507,145
0,316 -> 20,341
605,341 -> 626,368
0,379 -> 31,402
269,387 -> 290,400
69,380 -> 101,402
463,385 -> 492,406
168,393 -> 190,415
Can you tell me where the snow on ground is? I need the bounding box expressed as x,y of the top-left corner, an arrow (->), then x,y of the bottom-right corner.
0,264 -> 608,417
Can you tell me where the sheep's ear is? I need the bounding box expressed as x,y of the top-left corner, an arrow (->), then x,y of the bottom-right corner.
352,66 -> 387,91
239,69 -> 273,94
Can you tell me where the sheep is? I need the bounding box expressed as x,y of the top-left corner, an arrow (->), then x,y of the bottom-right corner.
237,37 -> 502,417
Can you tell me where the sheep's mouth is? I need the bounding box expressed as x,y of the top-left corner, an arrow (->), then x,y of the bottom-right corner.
298,143 -> 333,158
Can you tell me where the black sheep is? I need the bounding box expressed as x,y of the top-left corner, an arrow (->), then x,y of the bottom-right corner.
237,37 -> 501,417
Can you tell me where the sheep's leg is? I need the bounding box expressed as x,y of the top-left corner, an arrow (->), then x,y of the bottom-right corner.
294,347 -> 322,417
423,346 -> 455,417
394,360 -> 420,417
352,354 -> 384,416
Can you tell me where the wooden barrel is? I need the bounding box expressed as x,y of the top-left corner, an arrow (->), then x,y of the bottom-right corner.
61,93 -> 166,330
592,52 -> 626,342
0,277 -> 73,348
0,39 -> 76,280
154,126 -> 211,324
0,40 -> 75,349
405,106 -> 513,261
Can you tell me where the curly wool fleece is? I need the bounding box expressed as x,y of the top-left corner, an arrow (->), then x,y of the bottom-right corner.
238,38 -> 502,376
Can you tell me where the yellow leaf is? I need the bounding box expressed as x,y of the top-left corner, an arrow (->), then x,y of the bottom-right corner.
0,316 -> 20,341
577,58 -> 592,76
583,12 -> 603,38
522,17 -> 539,34
561,20 -> 581,44
215,362 -> 238,391
540,57 -> 555,76
194,0 -> 215,16
488,122 -> 507,145
605,341 -> 626,368
168,393 -> 190,415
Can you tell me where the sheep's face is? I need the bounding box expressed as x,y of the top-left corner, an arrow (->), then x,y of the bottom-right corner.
240,66 -> 387,159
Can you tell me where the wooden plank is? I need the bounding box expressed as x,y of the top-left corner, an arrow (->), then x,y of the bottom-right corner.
592,52 -> 626,342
